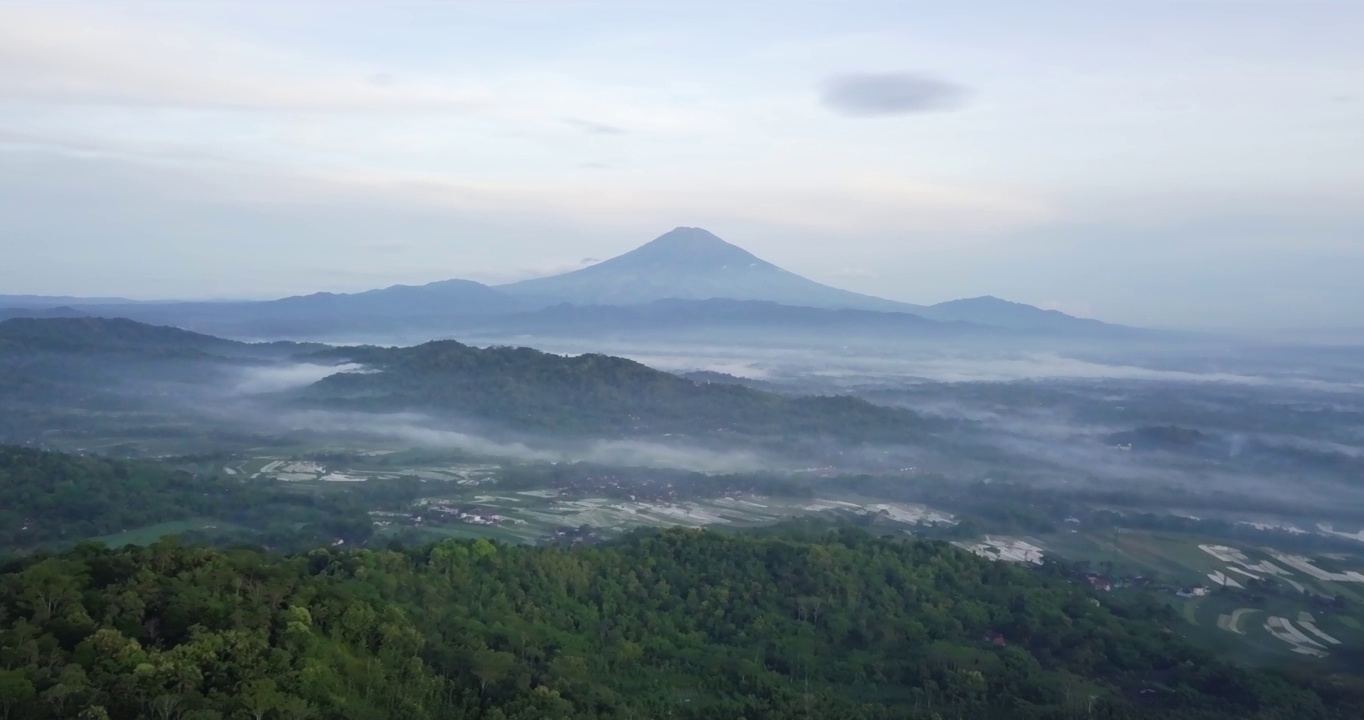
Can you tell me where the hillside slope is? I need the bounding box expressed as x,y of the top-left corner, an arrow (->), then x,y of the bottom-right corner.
306,339 -> 929,440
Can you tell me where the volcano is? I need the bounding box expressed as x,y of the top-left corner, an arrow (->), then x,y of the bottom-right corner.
497,227 -> 922,312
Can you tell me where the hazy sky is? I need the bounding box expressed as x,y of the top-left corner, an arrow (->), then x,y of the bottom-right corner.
1,1 -> 1361,329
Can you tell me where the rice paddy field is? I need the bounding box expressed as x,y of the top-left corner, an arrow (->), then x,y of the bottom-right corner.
231,453 -> 501,485
396,492 -> 956,542
218,450 -> 961,545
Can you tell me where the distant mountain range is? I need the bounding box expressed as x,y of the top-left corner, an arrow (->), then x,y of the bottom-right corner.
452,299 -> 979,340
2,227 -> 1131,340
0,316 -> 312,359
0,294 -> 137,307
0,305 -> 89,322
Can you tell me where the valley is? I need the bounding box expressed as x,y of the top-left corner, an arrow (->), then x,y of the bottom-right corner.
4,229 -> 1364,718
5,3 -> 1360,715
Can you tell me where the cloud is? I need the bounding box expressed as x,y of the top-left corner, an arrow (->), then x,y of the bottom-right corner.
0,5 -> 721,139
820,72 -> 968,117
233,363 -> 365,394
0,5 -> 493,113
273,409 -> 771,472
301,164 -> 1053,236
563,118 -> 629,135
366,242 -> 411,254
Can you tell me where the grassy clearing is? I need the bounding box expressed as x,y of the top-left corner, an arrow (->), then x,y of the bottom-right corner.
90,518 -> 248,547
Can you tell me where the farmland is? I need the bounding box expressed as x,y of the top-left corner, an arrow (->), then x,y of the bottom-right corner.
40,441 -> 1364,674
204,450 -> 960,546
1041,526 -> 1364,668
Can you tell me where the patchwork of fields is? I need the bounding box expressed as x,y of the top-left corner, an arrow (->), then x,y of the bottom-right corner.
1042,528 -> 1364,667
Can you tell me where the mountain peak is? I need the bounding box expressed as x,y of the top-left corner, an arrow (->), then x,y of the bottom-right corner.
938,296 -> 1012,307
624,227 -> 767,268
496,227 -> 921,313
644,226 -> 730,249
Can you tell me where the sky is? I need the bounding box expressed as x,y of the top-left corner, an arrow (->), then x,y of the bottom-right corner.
0,1 -> 1361,329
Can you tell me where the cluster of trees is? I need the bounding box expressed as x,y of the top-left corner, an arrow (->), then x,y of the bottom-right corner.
0,447 -> 374,555
305,340 -> 932,441
3,525 -> 1362,719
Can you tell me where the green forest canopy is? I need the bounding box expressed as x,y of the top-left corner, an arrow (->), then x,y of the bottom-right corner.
0,447 -> 373,554
2,526 -> 1362,719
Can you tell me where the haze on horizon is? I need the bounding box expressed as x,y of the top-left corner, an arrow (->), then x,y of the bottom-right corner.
0,1 -> 1361,330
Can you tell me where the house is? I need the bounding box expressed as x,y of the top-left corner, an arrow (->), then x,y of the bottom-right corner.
1176,585 -> 1210,598
1086,575 -> 1113,592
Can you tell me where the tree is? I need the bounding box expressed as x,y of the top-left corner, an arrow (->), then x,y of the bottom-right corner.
41,664 -> 89,717
0,670 -> 35,720
471,649 -> 517,696
10,559 -> 83,623
239,678 -> 282,720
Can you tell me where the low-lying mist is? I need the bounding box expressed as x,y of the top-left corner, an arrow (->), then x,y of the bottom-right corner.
13,333 -> 1364,527
232,363 -> 368,394
268,409 -> 775,474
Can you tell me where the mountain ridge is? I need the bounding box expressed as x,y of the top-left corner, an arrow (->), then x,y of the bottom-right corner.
452,298 -> 992,339
0,316 -> 316,358
4,227 -> 1123,337
918,296 -> 1112,331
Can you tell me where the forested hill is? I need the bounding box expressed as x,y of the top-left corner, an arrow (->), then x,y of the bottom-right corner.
0,316 -> 319,360
305,340 -> 926,439
1,527 -> 1359,720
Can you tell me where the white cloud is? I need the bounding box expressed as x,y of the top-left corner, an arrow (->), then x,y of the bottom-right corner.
0,4 -> 722,142
291,165 -> 1056,236
233,363 -> 366,394
0,5 -> 494,113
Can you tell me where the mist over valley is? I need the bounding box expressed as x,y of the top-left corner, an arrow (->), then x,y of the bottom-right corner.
6,4 -> 1364,716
